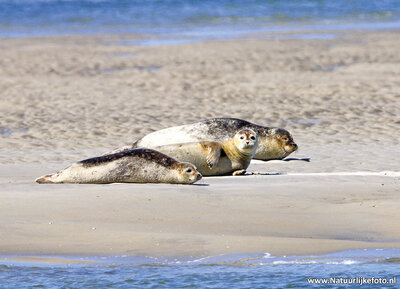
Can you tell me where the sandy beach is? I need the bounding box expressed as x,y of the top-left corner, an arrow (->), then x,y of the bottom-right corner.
1,29 -> 399,259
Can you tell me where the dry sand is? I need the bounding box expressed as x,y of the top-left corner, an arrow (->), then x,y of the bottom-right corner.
0,30 -> 399,258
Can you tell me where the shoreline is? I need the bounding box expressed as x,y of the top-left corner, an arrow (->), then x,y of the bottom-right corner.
1,19 -> 400,41
1,248 -> 399,266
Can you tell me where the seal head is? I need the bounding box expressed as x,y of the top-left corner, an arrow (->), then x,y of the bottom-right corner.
256,128 -> 297,160
174,162 -> 203,184
233,128 -> 258,156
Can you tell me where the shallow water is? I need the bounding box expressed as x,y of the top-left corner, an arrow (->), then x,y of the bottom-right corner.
0,128 -> 29,137
1,249 -> 399,288
1,0 -> 400,38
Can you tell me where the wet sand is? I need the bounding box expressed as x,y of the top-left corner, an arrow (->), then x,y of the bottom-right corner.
0,29 -> 399,258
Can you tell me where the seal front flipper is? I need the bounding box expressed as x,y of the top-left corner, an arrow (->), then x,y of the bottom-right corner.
200,142 -> 221,168
232,169 -> 247,176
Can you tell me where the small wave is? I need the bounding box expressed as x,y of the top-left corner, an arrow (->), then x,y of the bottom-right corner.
263,252 -> 272,259
326,260 -> 360,265
272,260 -> 318,265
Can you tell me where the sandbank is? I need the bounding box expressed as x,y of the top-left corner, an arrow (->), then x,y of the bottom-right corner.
0,29 -> 399,258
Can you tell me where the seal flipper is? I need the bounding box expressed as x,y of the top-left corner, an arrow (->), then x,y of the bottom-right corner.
200,142 -> 221,168
232,169 -> 247,176
35,174 -> 57,184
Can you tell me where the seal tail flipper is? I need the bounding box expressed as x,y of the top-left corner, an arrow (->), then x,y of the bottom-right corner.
35,174 -> 57,184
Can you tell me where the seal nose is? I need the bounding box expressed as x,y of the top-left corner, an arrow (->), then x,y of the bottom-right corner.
291,143 -> 298,150
197,173 -> 202,179
246,141 -> 250,145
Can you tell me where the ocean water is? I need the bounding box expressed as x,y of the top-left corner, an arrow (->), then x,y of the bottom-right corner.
1,0 -> 400,38
1,249 -> 399,289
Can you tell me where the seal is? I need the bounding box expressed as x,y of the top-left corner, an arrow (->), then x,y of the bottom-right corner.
35,148 -> 202,184
152,129 -> 258,176
110,118 -> 296,160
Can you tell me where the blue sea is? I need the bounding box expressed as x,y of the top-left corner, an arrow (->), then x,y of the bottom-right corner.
1,0 -> 400,39
1,249 -> 399,288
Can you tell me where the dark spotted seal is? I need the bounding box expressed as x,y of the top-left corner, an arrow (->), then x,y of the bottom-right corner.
35,148 -> 202,184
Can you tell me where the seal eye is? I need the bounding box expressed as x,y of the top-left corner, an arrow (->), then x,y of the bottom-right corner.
250,135 -> 256,140
240,136 -> 245,140
185,168 -> 192,173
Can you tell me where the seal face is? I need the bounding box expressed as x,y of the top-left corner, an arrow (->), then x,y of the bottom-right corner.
261,128 -> 298,160
35,148 -> 202,184
233,128 -> 258,154
152,129 -> 258,176
113,118 -> 296,161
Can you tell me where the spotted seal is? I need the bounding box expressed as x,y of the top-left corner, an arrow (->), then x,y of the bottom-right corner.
35,148 -> 202,184
107,118 -> 297,160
